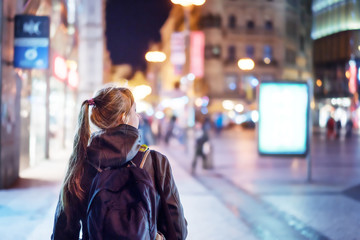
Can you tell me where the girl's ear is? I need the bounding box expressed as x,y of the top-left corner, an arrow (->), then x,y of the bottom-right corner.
116,113 -> 124,125
119,113 -> 129,124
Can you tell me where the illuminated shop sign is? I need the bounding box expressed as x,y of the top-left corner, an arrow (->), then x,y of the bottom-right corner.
190,31 -> 204,78
170,32 -> 185,75
258,81 -> 310,156
13,15 -> 50,69
312,1 -> 360,39
348,60 -> 357,94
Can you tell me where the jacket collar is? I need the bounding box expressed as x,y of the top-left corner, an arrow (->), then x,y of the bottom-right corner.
87,124 -> 141,169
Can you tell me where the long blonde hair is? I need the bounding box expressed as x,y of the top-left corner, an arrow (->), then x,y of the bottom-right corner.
60,86 -> 134,220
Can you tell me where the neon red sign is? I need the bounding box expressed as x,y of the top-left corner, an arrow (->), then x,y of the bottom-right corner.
54,56 -> 67,80
349,60 -> 357,94
190,31 -> 204,78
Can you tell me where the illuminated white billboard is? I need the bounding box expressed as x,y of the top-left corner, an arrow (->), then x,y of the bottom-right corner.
258,81 -> 310,156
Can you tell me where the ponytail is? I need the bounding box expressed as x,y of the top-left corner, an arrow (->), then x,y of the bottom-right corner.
60,100 -> 91,220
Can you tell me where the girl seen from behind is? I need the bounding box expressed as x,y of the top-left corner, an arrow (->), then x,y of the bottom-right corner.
51,86 -> 187,240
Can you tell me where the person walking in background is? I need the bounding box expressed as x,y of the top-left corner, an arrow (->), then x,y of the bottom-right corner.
138,113 -> 155,146
335,119 -> 342,139
164,115 -> 177,145
191,120 -> 210,175
51,86 -> 187,240
345,118 -> 354,138
214,113 -> 224,136
326,116 -> 335,139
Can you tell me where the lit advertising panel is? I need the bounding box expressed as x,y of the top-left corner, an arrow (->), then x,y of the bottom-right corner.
170,32 -> 185,75
190,31 -> 204,78
258,81 -> 310,156
14,15 -> 50,69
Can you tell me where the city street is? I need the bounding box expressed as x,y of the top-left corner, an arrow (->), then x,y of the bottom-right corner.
164,127 -> 360,240
2,0 -> 360,239
1,128 -> 360,240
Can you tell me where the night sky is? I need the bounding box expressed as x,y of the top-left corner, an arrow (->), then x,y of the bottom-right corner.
106,0 -> 172,71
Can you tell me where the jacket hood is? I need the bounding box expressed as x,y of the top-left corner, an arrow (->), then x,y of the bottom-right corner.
87,124 -> 141,169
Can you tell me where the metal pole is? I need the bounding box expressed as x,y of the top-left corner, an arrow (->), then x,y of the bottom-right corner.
0,0 -> 3,184
45,46 -> 52,159
306,151 -> 312,182
183,6 -> 193,154
306,80 -> 313,182
63,80 -> 67,148
45,67 -> 50,159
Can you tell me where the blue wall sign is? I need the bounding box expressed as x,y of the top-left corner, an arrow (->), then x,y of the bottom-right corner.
258,81 -> 310,156
13,15 -> 50,69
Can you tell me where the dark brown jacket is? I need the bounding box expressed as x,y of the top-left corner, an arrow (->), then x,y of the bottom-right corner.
51,124 -> 187,240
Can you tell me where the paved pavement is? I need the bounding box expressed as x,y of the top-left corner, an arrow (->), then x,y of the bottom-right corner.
0,144 -> 258,240
168,126 -> 360,240
1,127 -> 359,240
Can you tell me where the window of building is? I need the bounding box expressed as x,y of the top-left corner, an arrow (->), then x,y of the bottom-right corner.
287,0 -> 297,7
299,35 -> 305,52
225,74 -> 238,92
265,20 -> 273,30
286,19 -> 297,39
263,45 -> 273,63
247,20 -> 255,29
285,48 -> 296,64
212,45 -> 221,58
200,14 -> 222,29
214,15 -> 222,28
205,45 -> 212,59
228,45 -> 236,62
205,44 -> 222,59
246,45 -> 255,58
228,15 -> 236,29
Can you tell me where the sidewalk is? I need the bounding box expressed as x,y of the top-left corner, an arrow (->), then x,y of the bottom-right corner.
0,144 -> 258,240
153,144 -> 258,240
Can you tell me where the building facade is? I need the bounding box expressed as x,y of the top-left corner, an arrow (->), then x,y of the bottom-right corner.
312,0 -> 360,128
201,0 -> 313,109
0,0 -> 23,188
0,0 -> 110,188
159,0 -> 313,116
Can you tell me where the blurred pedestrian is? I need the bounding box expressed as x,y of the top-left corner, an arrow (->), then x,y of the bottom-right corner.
164,115 -> 177,145
345,118 -> 353,138
326,116 -> 335,139
139,113 -> 155,146
335,119 -> 342,139
51,86 -> 187,240
191,120 -> 210,175
214,113 -> 224,136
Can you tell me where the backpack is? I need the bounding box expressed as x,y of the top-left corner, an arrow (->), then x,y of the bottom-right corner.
86,149 -> 157,240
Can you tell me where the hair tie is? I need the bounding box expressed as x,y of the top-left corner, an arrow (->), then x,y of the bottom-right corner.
87,98 -> 95,106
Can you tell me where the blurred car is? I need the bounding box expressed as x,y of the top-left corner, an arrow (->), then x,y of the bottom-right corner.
240,120 -> 256,129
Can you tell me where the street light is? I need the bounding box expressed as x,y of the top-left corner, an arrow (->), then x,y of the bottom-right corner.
171,0 -> 205,6
237,58 -> 255,71
145,50 -> 166,98
170,0 -> 206,123
145,51 -> 166,63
